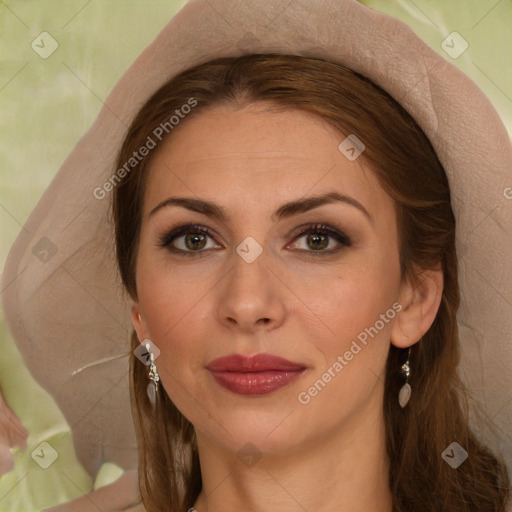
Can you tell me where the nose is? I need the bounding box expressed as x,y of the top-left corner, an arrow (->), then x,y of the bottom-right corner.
216,245 -> 286,333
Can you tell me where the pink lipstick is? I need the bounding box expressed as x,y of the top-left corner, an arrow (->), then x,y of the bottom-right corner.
206,353 -> 306,395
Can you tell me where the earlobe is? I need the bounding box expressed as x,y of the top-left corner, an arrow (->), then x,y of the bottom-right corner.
130,302 -> 148,342
390,267 -> 444,349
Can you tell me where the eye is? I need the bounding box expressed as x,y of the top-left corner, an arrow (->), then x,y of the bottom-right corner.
157,222 -> 352,257
157,224 -> 221,255
288,223 -> 351,254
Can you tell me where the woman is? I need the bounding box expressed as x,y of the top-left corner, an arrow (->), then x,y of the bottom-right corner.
2,0 -> 511,511
113,51 -> 509,512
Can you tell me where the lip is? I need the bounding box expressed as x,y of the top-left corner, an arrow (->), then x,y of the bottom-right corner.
206,354 -> 307,395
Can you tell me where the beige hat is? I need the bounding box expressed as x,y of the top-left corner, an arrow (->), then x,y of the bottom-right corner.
2,0 -> 511,485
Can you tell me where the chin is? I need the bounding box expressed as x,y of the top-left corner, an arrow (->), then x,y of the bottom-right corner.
191,397 -> 313,452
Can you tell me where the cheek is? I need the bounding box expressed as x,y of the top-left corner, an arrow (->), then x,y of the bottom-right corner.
300,253 -> 400,336
137,270 -> 180,340
293,251 -> 401,391
304,281 -> 397,372
135,256 -> 217,385
136,244 -> 211,334
136,274 -> 207,417
293,283 -> 399,419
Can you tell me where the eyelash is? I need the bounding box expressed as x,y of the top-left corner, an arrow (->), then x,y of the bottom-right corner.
157,223 -> 352,257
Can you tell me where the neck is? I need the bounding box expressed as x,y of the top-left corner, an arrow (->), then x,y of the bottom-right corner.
192,402 -> 393,512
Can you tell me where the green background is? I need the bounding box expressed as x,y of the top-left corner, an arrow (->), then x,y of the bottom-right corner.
0,0 -> 511,510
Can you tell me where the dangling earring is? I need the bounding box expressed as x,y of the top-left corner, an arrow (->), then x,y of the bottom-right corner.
143,339 -> 160,407
398,347 -> 412,408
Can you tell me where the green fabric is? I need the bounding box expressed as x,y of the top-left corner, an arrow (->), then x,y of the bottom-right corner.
0,0 -> 510,510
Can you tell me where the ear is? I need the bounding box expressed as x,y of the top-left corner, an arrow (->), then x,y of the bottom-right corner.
131,302 -> 150,342
390,266 -> 444,349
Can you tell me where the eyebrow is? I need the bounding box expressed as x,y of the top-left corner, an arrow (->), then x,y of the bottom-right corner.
148,191 -> 373,224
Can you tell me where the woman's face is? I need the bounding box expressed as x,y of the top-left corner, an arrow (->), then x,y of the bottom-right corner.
132,102 -> 404,458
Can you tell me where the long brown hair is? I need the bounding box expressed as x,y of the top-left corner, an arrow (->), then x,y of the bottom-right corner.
112,53 -> 510,511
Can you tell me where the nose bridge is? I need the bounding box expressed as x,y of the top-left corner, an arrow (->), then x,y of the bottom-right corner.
230,235 -> 271,299
217,235 -> 285,330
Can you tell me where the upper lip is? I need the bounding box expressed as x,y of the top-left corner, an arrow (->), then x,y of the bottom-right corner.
206,353 -> 306,372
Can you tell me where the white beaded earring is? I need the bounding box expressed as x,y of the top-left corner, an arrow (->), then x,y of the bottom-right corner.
398,347 -> 412,408
143,339 -> 160,407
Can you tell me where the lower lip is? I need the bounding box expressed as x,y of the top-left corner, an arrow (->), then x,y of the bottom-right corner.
208,369 -> 306,395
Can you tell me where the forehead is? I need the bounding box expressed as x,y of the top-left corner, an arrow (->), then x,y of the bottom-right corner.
143,103 -> 392,220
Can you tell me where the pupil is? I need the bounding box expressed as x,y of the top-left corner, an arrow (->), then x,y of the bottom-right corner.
186,233 -> 206,250
308,233 -> 328,250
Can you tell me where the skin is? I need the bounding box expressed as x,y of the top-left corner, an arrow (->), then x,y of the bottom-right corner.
0,388 -> 28,475
131,102 -> 443,512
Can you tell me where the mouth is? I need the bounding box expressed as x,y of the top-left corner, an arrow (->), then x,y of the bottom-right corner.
206,353 -> 307,395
